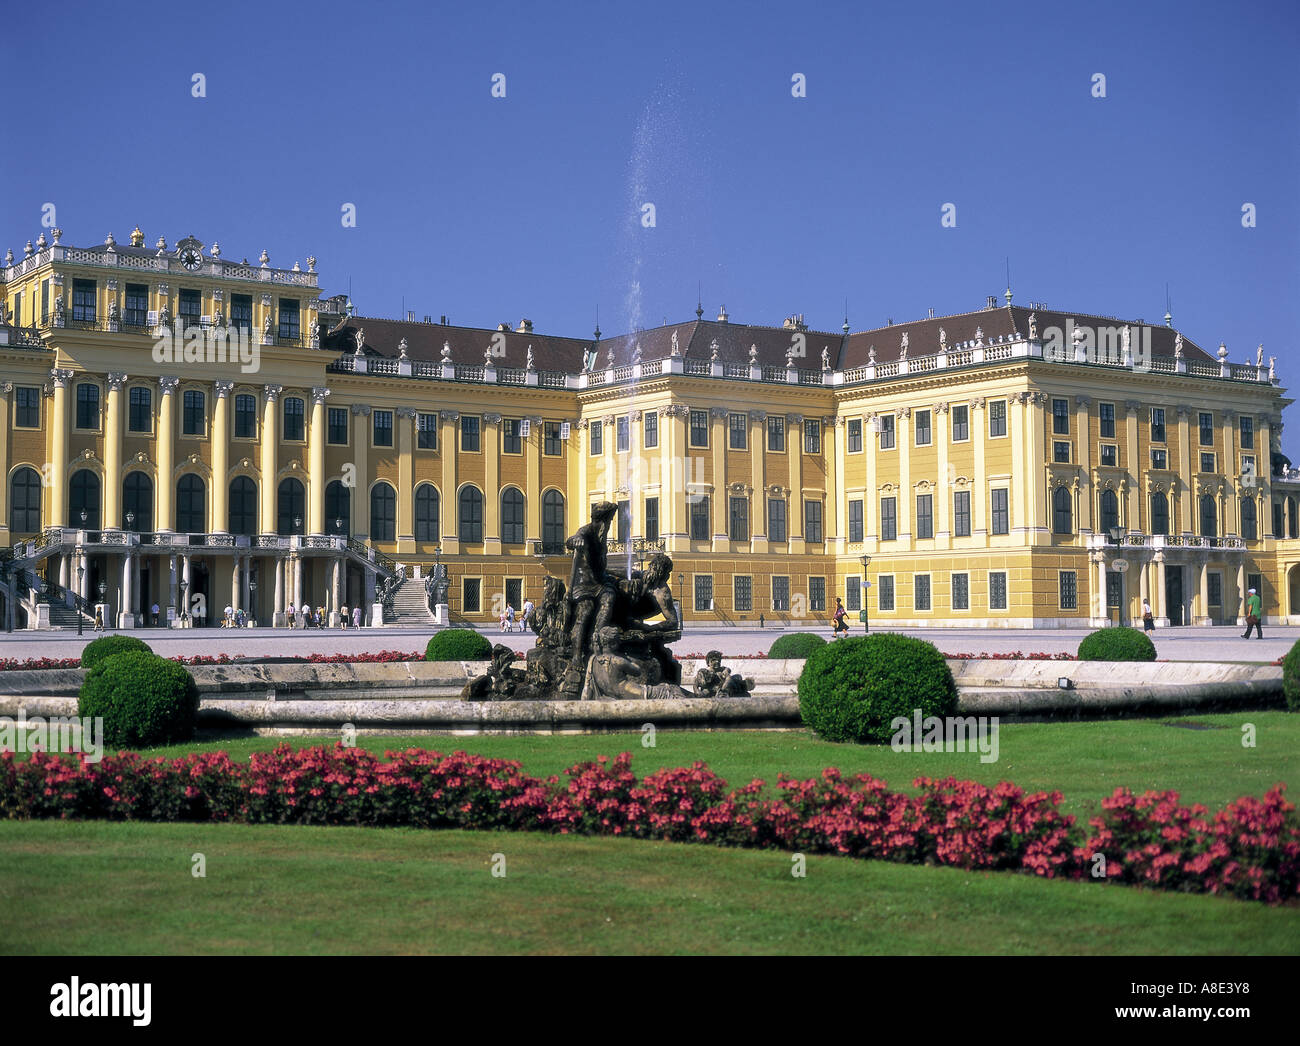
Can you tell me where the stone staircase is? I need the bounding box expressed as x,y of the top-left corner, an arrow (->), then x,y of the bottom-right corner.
383,579 -> 435,627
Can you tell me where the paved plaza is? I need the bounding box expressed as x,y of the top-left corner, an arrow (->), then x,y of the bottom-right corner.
0,622 -> 1291,664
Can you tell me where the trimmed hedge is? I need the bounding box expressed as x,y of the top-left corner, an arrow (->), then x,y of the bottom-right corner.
1076,626 -> 1157,663
797,633 -> 958,744
80,634 -> 152,671
77,651 -> 199,749
768,632 -> 828,659
1281,638 -> 1300,712
425,629 -> 493,662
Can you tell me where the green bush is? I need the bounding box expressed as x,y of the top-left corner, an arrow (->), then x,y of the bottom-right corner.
80,634 -> 152,670
78,651 -> 199,749
1076,626 -> 1157,663
1281,639 -> 1300,712
425,629 -> 493,661
768,632 -> 828,659
797,633 -> 958,744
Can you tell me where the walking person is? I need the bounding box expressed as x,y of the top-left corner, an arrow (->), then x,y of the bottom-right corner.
301,602 -> 311,629
521,597 -> 534,633
286,604 -> 295,629
352,604 -> 362,629
94,606 -> 104,632
340,604 -> 349,630
1141,598 -> 1154,633
831,597 -> 849,637
505,604 -> 516,633
1243,587 -> 1264,639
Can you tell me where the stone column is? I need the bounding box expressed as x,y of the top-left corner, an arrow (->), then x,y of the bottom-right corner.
240,555 -> 250,616
397,406 -> 416,549
825,414 -> 842,553
483,413 -> 503,554
1236,561 -> 1246,627
274,557 -> 285,626
293,554 -> 303,609
1198,560 -> 1210,625
1139,557 -> 1149,614
1096,553 -> 1108,625
104,374 -> 126,528
212,381 -> 233,532
181,554 -> 192,623
661,406 -> 687,551
894,409 -> 909,543
119,552 -> 133,629
524,414 -> 542,546
308,387 -> 329,535
0,384 -> 10,545
364,566 -> 377,624
710,408 -> 727,546
749,410 -> 768,552
168,554 -> 178,624
1154,552 -> 1168,627
157,376 -> 179,531
49,368 -> 73,526
788,413 -> 806,553
1176,405 -> 1193,532
436,409 -> 455,551
1075,396 -> 1092,534
332,557 -> 343,617
935,403 -> 950,546
970,399 -> 987,540
260,385 -> 282,533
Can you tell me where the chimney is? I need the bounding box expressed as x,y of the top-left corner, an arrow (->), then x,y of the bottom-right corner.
717,305 -> 729,323
986,296 -> 997,309
517,318 -> 533,333
407,311 -> 415,322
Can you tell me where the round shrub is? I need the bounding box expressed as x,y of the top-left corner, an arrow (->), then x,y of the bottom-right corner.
425,629 -> 493,661
80,634 -> 152,671
768,632 -> 828,659
797,633 -> 958,744
1281,638 -> 1300,712
78,651 -> 199,749
1076,626 -> 1156,663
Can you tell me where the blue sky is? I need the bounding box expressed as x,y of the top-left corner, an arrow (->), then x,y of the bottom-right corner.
3,0 -> 1297,447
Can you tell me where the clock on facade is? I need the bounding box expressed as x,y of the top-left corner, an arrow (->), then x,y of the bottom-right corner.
180,247 -> 202,270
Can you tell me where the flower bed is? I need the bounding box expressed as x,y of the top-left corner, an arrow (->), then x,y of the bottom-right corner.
1,745 -> 1294,904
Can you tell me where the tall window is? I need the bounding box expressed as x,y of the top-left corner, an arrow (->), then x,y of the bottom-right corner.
15,386 -> 40,428
1199,493 -> 1217,538
1059,571 -> 1078,610
503,419 -> 522,454
459,486 -> 484,542
644,497 -> 659,543
1052,486 -> 1073,534
542,490 -> 565,550
643,411 -> 658,448
877,575 -> 895,611
1241,497 -> 1257,541
10,467 -> 41,532
328,407 -> 349,445
543,422 -> 562,456
182,389 -> 205,435
768,498 -> 786,542
1151,492 -> 1169,536
881,497 -> 897,541
230,293 -> 253,331
128,387 -> 152,432
415,485 -> 439,542
1052,398 -> 1069,434
370,484 -> 397,541
689,409 -> 708,447
417,413 -> 437,449
729,413 -> 747,449
772,576 -> 791,611
951,404 -> 969,441
694,575 -> 713,612
326,480 -> 351,536
283,397 -> 305,441
461,416 -> 481,452
1150,407 -> 1166,443
767,415 -> 785,451
1199,412 -> 1214,445
617,499 -> 632,544
848,499 -> 863,543
372,410 -> 393,447
235,394 -> 257,438
589,420 -> 603,455
991,488 -> 1009,535
953,491 -> 971,537
229,477 -> 257,535
914,410 -> 932,446
914,574 -> 932,611
501,488 -> 525,544
799,418 -> 820,455
122,472 -> 153,531
1100,489 -> 1119,533
689,496 -> 710,541
278,298 -> 300,340
125,284 -> 149,327
1099,402 -> 1115,438
989,399 -> 1007,437
847,418 -> 862,452
617,416 -> 630,452
809,577 -> 826,612
846,577 -> 861,612
462,578 -> 482,614
75,383 -> 100,429
1239,416 -> 1254,449
952,573 -> 970,611
178,288 -> 201,327
989,571 -> 1008,611
879,414 -> 896,449
177,474 -> 205,532
277,478 -> 305,535
729,497 -> 748,541
916,494 -> 933,539
734,576 -> 752,613
70,469 -> 100,529
804,499 -> 822,543
72,279 -> 96,322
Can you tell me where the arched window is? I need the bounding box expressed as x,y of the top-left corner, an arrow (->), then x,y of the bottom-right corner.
176,474 -> 206,533
326,480 -> 350,536
1241,497 -> 1257,541
1099,489 -> 1119,534
370,483 -> 396,542
10,467 -> 41,533
543,490 -> 565,550
122,472 -> 153,532
501,487 -> 525,544
277,478 -> 305,535
415,484 -> 439,543
229,477 -> 257,535
69,469 -> 101,529
1151,492 -> 1169,536
1052,486 -> 1072,535
459,486 -> 484,543
1200,493 -> 1217,538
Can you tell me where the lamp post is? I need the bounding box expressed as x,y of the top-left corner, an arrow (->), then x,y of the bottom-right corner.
75,548 -> 85,636
248,577 -> 257,627
179,578 -> 189,628
859,554 -> 871,633
334,517 -> 343,537
294,515 -> 303,536
125,510 -> 135,531
1108,526 -> 1126,627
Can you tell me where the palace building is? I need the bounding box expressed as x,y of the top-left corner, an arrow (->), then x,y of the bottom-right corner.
1,226 -> 1296,630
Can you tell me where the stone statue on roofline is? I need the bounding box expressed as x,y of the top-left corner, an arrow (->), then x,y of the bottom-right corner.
1173,332 -> 1183,359
1028,312 -> 1038,340
938,327 -> 946,350
900,332 -> 909,359
1257,343 -> 1264,368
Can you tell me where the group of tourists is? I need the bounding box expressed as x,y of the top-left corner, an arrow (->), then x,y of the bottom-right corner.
284,603 -> 363,629
220,605 -> 252,628
498,599 -> 535,633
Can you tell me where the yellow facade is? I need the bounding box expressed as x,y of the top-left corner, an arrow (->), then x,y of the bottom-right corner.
1,229 -> 1295,629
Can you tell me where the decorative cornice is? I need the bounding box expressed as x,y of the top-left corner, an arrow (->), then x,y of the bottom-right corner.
786,413 -> 804,425
748,410 -> 767,422
483,413 -> 503,425
968,397 -> 984,410
263,384 -> 283,402
1075,395 -> 1091,407
932,402 -> 949,415
158,376 -> 180,395
311,386 -> 331,405
396,406 -> 418,419
709,407 -> 728,419
213,380 -> 235,398
49,368 -> 74,389
438,409 -> 458,420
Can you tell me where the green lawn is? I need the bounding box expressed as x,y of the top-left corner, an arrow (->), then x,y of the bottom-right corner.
1,820 -> 1295,955
3,714 -> 1295,955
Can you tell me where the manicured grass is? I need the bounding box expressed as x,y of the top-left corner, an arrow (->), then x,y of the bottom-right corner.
0,820 -> 1295,956
122,711 -> 1300,817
